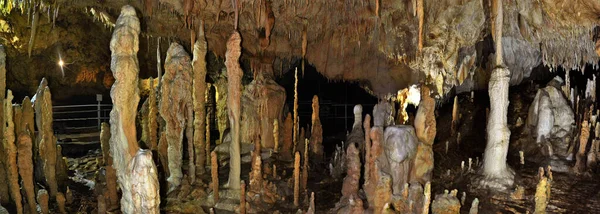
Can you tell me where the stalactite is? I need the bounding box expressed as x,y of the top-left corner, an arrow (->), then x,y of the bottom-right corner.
37,189 -> 49,214
211,151 -> 219,201
293,68 -> 299,155
17,133 -> 36,214
28,7 -> 39,57
294,151 -> 301,207
193,22 -> 208,175
417,0 -> 423,53
4,90 -> 22,214
109,6 -> 159,213
575,120 -> 590,173
225,31 -> 243,190
157,37 -> 162,86
160,42 -> 194,190
206,90 -> 211,167
34,81 -> 58,199
451,96 -> 459,135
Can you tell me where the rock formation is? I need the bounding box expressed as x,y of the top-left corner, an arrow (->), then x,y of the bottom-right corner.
108,5 -> 159,213
273,119 -> 279,152
281,113 -> 294,160
193,23 -> 208,175
56,192 -> 66,214
100,123 -> 118,210
148,78 -> 158,151
335,143 -> 363,212
381,125 -> 418,194
225,31 -> 243,190
214,69 -> 229,145
17,133 -> 36,214
34,80 -> 58,199
4,90 -> 23,214
412,86 -> 436,184
431,190 -> 461,214
310,95 -> 323,161
0,45 -> 7,206
347,105 -> 365,152
293,68 -> 299,154
293,151 -> 300,207
575,120 -> 590,173
211,151 -> 219,201
37,189 -> 49,214
160,42 -> 194,190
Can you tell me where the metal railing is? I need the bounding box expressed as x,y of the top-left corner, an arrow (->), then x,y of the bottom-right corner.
53,95 -> 112,134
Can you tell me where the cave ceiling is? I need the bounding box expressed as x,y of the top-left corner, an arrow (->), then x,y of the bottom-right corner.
1,0 -> 600,99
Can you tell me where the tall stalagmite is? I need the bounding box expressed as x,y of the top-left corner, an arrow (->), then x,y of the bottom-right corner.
225,31 -> 243,190
37,189 -> 49,214
192,23 -> 208,175
148,79 -> 158,151
33,80 -> 58,199
281,113 -> 294,160
479,0 -> 514,190
0,45 -> 7,205
310,95 -> 323,161
17,133 -> 36,214
100,123 -> 118,210
293,68 -> 299,154
4,90 -> 22,214
109,5 -> 159,213
160,42 -> 194,189
412,86 -> 436,183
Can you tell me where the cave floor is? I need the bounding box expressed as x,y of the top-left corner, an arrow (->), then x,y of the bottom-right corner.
60,84 -> 600,213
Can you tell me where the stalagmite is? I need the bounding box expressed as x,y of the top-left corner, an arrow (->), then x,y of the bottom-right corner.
293,68 -> 299,154
341,143 -> 361,202
56,192 -> 66,214
282,113 -> 294,160
193,23 -> 208,175
109,6 -> 159,213
249,139 -> 262,192
364,114 -> 372,182
240,181 -> 246,214
294,151 -> 301,207
310,95 -> 323,161
160,42 -> 194,190
0,45 -> 7,205
274,119 -> 279,152
34,81 -> 58,198
307,192 -> 315,214
4,90 -> 22,214
211,151 -> 219,201
413,85 -> 436,183
100,123 -> 118,210
37,189 -> 49,214
423,182 -> 431,214
302,139 -> 309,192
17,133 -> 36,214
225,30 -> 243,190
469,198 -> 479,214
451,96 -> 459,135
206,95 -> 211,167
479,0 -> 514,190
148,78 -> 158,151
534,168 -> 549,214
588,139 -> 599,168
575,120 -> 590,173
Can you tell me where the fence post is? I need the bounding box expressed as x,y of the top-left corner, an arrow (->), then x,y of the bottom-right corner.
96,94 -> 103,130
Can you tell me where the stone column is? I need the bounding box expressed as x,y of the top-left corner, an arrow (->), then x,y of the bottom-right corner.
225,31 -> 243,190
192,23 -> 208,174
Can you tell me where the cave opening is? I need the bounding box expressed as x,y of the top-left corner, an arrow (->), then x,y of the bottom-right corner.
278,61 -> 378,155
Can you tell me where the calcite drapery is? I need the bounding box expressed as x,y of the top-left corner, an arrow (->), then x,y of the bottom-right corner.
225,31 -> 243,190
34,79 -> 58,199
192,24 -> 208,175
109,5 -> 159,213
160,42 -> 194,190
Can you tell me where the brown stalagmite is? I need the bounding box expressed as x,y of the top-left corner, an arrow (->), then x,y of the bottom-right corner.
364,114 -> 372,182
282,113 -> 293,160
534,168 -> 548,214
575,120 -> 590,173
274,119 -> 279,152
109,6 -> 159,213
215,73 -> 229,145
0,45 -> 7,205
240,181 -> 246,214
422,182 -> 431,214
4,90 -> 22,214
225,31 -> 243,190
413,85 -> 436,183
417,0 -> 423,53
211,151 -> 219,201
20,97 -> 34,142
193,23 -> 208,175
17,133 -> 36,214
148,78 -> 158,151
294,151 -> 301,207
100,123 -> 118,210
588,139 -> 599,168
341,143 -> 361,198
34,81 -> 58,198
55,145 -> 68,190
249,139 -> 262,192
160,42 -> 194,190
302,139 -> 309,192
206,95 -> 211,167
293,68 -> 299,154
37,189 -> 49,214
56,192 -> 66,214
451,96 -> 459,135
310,95 -> 323,161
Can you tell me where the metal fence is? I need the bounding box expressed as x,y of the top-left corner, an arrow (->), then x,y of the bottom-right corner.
53,95 -> 111,134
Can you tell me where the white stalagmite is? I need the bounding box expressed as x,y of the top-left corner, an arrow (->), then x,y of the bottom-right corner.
479,0 -> 514,191
109,5 -> 159,213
